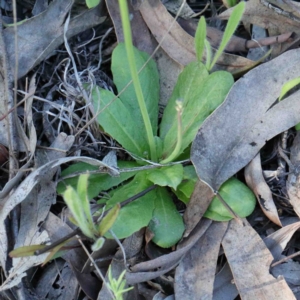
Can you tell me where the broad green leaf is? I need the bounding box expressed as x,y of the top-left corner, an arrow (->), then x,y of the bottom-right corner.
63,186 -> 95,238
57,161 -> 138,199
85,0 -> 101,8
209,2 -> 245,70
92,88 -> 149,157
105,173 -> 155,239
9,245 -> 46,257
174,165 -> 197,204
112,43 -> 159,135
204,177 -> 256,221
160,62 -> 233,160
160,61 -> 208,140
147,164 -> 183,190
97,204 -> 120,236
195,16 -> 206,62
148,187 -> 185,248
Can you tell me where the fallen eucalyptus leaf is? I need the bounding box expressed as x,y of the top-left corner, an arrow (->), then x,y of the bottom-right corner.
191,49 -> 300,192
175,222 -> 228,299
245,153 -> 282,226
222,219 -> 295,299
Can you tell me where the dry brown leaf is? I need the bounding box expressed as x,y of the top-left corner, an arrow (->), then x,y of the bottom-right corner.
174,222 -> 228,300
191,49 -> 300,191
222,219 -> 295,299
245,153 -> 282,226
213,263 -> 239,300
264,221 -> 300,261
287,131 -> 300,217
183,180 -> 214,237
139,0 -> 256,73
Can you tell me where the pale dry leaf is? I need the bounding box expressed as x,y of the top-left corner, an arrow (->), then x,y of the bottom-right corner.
245,153 -> 282,226
183,179 -> 214,237
264,221 -> 300,261
191,49 -> 300,192
139,0 -> 256,73
3,0 -> 106,79
174,222 -> 228,300
0,133 -> 74,289
213,263 -> 239,300
0,13 -> 25,152
0,231 -> 49,291
222,219 -> 295,299
287,131 -> 300,218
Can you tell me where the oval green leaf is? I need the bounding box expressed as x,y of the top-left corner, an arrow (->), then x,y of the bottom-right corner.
204,177 -> 256,221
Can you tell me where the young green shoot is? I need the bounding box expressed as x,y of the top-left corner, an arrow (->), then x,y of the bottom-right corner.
107,266 -> 133,300
209,1 -> 245,71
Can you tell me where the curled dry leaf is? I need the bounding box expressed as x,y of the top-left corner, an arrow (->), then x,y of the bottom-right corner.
191,49 -> 300,192
286,131 -> 300,218
264,221 -> 300,261
245,153 -> 282,227
174,222 -> 228,300
0,133 -> 74,290
222,219 -> 295,299
139,0 -> 257,73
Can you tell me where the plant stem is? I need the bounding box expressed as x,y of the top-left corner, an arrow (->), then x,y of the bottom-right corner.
118,0 -> 157,162
160,100 -> 183,164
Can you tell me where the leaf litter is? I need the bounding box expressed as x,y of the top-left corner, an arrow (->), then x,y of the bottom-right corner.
2,0 -> 300,299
